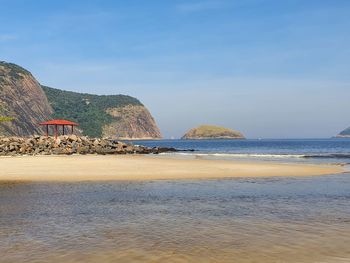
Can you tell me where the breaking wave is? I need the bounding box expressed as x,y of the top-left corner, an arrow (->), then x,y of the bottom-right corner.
162,152 -> 350,159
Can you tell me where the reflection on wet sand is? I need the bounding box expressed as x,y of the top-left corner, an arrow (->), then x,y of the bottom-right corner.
1,176 -> 350,262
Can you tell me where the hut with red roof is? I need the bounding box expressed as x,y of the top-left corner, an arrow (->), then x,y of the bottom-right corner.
39,119 -> 79,138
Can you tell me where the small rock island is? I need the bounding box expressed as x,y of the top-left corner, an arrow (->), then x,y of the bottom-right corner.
181,125 -> 245,140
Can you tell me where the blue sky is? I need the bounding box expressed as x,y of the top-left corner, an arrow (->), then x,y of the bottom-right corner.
1,0 -> 349,138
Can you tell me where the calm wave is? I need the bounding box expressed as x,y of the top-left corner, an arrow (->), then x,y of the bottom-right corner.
132,138 -> 350,164
1,175 -> 350,262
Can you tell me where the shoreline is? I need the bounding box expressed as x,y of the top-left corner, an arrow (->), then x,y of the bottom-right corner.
0,155 -> 345,182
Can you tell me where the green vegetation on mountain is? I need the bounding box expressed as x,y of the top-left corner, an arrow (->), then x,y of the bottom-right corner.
0,116 -> 14,122
182,125 -> 245,139
42,86 -> 143,137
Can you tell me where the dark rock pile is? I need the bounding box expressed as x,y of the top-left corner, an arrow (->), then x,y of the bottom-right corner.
0,135 -> 177,156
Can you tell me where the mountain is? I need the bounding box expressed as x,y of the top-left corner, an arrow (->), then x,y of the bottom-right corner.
0,62 -> 53,136
182,125 -> 245,139
0,61 -> 162,139
337,127 -> 350,138
42,86 -> 162,139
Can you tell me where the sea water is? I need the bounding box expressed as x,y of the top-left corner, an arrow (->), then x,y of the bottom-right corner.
134,138 -> 350,164
1,139 -> 350,262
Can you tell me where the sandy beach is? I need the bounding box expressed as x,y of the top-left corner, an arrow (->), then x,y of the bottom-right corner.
0,155 -> 344,182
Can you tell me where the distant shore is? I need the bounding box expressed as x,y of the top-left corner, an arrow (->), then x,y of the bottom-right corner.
0,155 -> 344,182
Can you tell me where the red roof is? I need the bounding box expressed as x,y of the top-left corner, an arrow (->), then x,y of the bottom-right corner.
39,119 -> 79,126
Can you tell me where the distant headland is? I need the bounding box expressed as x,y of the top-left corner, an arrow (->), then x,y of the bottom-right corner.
337,127 -> 350,138
181,125 -> 245,140
0,61 -> 162,140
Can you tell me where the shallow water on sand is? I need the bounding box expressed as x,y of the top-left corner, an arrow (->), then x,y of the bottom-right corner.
1,174 -> 350,263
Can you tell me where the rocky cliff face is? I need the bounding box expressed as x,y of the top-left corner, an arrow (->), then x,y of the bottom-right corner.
103,105 -> 162,139
0,62 -> 53,136
182,125 -> 245,139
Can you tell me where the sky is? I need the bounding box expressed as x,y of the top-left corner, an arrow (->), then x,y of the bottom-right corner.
0,0 -> 349,138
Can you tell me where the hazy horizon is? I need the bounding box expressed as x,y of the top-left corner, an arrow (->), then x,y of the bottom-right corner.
1,0 -> 349,138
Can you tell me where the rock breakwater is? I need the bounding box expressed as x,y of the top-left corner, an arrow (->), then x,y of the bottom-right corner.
0,135 -> 176,156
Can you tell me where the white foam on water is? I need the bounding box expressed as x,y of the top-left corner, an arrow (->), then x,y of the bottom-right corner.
160,152 -> 306,159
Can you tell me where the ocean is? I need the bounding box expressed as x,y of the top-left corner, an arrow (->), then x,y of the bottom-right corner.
133,138 -> 350,164
1,139 -> 350,262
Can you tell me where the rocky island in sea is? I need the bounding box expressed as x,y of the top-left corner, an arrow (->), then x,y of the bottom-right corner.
337,127 -> 350,138
181,125 -> 245,139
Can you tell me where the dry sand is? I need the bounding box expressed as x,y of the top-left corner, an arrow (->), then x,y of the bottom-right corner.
0,155 -> 344,182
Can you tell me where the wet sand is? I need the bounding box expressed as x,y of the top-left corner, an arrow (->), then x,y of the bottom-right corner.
1,176 -> 350,262
0,155 -> 344,182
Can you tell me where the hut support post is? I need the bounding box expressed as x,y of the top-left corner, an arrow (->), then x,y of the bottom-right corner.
40,120 -> 78,137
54,125 -> 58,139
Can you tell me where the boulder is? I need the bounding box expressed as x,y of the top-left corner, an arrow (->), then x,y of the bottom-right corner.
0,136 -> 179,156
